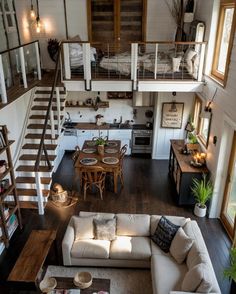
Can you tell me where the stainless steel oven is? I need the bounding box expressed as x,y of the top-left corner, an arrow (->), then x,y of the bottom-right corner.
131,130 -> 153,154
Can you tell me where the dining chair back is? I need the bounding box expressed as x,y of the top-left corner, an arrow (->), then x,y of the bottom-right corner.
117,144 -> 128,187
81,166 -> 106,200
72,145 -> 80,166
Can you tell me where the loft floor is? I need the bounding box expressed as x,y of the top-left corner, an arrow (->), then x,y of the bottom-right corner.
0,154 -> 232,293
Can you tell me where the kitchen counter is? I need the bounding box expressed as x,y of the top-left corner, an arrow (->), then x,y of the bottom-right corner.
63,122 -> 153,130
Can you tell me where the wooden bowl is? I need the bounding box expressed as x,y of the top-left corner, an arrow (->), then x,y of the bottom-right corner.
74,271 -> 92,289
39,277 -> 57,293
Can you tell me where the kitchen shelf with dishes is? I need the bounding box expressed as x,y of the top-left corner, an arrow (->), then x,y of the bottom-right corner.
0,125 -> 22,255
65,101 -> 109,109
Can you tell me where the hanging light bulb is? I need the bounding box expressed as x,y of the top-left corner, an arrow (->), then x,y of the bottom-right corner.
35,0 -> 41,33
30,0 -> 36,19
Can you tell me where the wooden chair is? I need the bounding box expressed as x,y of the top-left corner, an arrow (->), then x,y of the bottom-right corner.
118,144 -> 128,187
72,145 -> 80,166
81,166 -> 106,200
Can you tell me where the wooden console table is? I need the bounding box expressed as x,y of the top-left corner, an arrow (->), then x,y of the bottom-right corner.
8,230 -> 57,285
169,140 -> 209,205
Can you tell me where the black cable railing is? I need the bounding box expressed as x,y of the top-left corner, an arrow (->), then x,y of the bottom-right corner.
34,44 -> 61,172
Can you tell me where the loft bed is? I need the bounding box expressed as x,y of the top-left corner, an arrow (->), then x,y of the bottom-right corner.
63,41 -> 206,82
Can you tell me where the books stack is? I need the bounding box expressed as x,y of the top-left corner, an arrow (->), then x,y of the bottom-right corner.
7,214 -> 18,238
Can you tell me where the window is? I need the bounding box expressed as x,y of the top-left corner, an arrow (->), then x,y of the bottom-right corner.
212,0 -> 236,85
192,95 -> 212,148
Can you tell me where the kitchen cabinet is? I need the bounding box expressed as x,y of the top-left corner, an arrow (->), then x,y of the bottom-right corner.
77,130 -> 92,149
91,130 -> 109,139
108,129 -> 132,155
169,140 -> 209,205
133,92 -> 154,107
61,129 -> 78,151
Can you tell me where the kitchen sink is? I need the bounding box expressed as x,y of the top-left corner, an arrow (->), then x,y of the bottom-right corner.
63,122 -> 78,128
109,123 -> 132,129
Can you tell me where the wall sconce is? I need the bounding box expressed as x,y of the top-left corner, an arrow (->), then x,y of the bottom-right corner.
213,136 -> 217,145
30,0 -> 36,19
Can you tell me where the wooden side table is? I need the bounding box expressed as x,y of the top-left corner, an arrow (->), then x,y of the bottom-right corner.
8,230 -> 57,285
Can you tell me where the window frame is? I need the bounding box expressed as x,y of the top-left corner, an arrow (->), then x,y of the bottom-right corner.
211,0 -> 236,86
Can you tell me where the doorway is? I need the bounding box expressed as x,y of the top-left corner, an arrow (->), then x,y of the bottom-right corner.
221,131 -> 236,239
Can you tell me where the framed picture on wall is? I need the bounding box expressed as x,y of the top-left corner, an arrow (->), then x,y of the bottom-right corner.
161,102 -> 184,129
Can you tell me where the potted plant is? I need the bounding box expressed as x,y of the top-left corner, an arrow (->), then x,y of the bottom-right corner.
186,132 -> 199,151
191,174 -> 213,217
95,136 -> 107,156
224,247 -> 236,292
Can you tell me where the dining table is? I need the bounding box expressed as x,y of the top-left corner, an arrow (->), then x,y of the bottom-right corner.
74,140 -> 121,194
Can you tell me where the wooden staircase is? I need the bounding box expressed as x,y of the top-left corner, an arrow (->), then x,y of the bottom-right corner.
14,86 -> 67,210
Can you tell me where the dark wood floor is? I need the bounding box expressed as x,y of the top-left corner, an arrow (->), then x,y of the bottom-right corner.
0,153 -> 232,293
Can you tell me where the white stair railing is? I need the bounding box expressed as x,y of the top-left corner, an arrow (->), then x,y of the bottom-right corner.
0,55 -> 7,103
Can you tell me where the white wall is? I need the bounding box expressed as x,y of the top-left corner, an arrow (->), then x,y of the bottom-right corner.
152,92 -> 194,159
0,90 -> 32,163
66,91 -> 153,125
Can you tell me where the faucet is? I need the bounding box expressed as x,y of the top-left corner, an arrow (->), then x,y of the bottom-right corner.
118,116 -> 123,128
65,112 -> 72,123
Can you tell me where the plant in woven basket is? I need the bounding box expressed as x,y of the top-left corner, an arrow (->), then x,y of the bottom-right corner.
47,38 -> 59,62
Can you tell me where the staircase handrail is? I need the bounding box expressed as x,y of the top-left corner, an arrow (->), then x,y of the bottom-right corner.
34,44 -> 61,172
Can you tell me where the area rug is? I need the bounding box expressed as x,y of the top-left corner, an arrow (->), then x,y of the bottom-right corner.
45,265 -> 153,294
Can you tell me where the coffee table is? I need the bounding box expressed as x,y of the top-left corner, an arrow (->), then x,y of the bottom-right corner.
51,276 -> 110,293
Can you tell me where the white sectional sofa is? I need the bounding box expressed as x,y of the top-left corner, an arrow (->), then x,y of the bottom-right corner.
62,211 -> 221,294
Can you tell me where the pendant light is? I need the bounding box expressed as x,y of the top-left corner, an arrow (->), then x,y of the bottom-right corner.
30,0 -> 36,19
36,0 -> 41,33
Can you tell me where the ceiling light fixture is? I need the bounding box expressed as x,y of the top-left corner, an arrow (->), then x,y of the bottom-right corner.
36,0 -> 41,33
30,0 -> 36,19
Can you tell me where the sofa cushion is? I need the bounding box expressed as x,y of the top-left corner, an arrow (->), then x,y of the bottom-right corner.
150,215 -> 189,235
151,216 -> 180,253
94,218 -> 116,241
110,236 -> 151,260
73,216 -> 94,240
170,227 -> 194,264
151,254 -> 188,294
71,239 -> 110,259
116,214 -> 150,236
183,221 -> 209,269
182,263 -> 213,293
79,211 -> 115,219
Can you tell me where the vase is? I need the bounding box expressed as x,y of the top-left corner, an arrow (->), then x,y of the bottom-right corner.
194,203 -> 207,217
97,145 -> 104,156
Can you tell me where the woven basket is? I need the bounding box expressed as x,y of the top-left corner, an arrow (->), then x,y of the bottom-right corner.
51,190 -> 68,203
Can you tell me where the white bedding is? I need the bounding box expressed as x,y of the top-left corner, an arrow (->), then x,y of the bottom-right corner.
69,43 -> 96,67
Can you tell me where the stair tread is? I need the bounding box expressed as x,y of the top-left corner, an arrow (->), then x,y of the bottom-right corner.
19,154 -> 56,161
29,115 -> 63,120
34,98 -> 65,102
35,90 -> 66,95
16,188 -> 49,197
32,106 -> 64,111
16,165 -> 54,172
6,201 -> 47,209
16,176 -> 51,185
25,133 -> 59,140
27,124 -> 59,130
22,143 -> 57,150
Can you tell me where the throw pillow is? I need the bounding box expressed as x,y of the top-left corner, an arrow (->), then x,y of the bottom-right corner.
94,218 -> 116,241
182,263 -> 213,292
172,57 -> 182,72
74,216 -> 94,240
170,227 -> 194,264
151,216 -> 180,253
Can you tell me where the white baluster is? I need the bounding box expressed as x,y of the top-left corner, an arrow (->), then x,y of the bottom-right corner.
131,43 -> 138,90
56,87 -> 61,134
35,172 -> 44,215
198,43 -> 206,82
83,43 -> 91,90
0,55 -> 7,104
19,47 -> 28,88
154,44 -> 159,80
63,43 -> 71,79
50,106 -> 56,140
35,42 -> 42,80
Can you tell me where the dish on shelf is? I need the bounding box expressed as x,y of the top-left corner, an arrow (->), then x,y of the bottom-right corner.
80,158 -> 98,166
105,148 -> 117,154
82,148 -> 96,154
102,157 -> 119,165
106,141 -> 118,147
39,277 -> 57,293
86,141 -> 96,147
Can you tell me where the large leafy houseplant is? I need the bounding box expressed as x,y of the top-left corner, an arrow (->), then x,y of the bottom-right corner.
191,174 -> 213,217
224,248 -> 236,291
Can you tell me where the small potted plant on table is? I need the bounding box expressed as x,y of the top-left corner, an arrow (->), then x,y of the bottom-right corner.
95,136 -> 107,156
191,174 -> 213,217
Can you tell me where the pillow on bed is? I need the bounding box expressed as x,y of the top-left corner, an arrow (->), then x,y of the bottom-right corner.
172,57 -> 182,72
